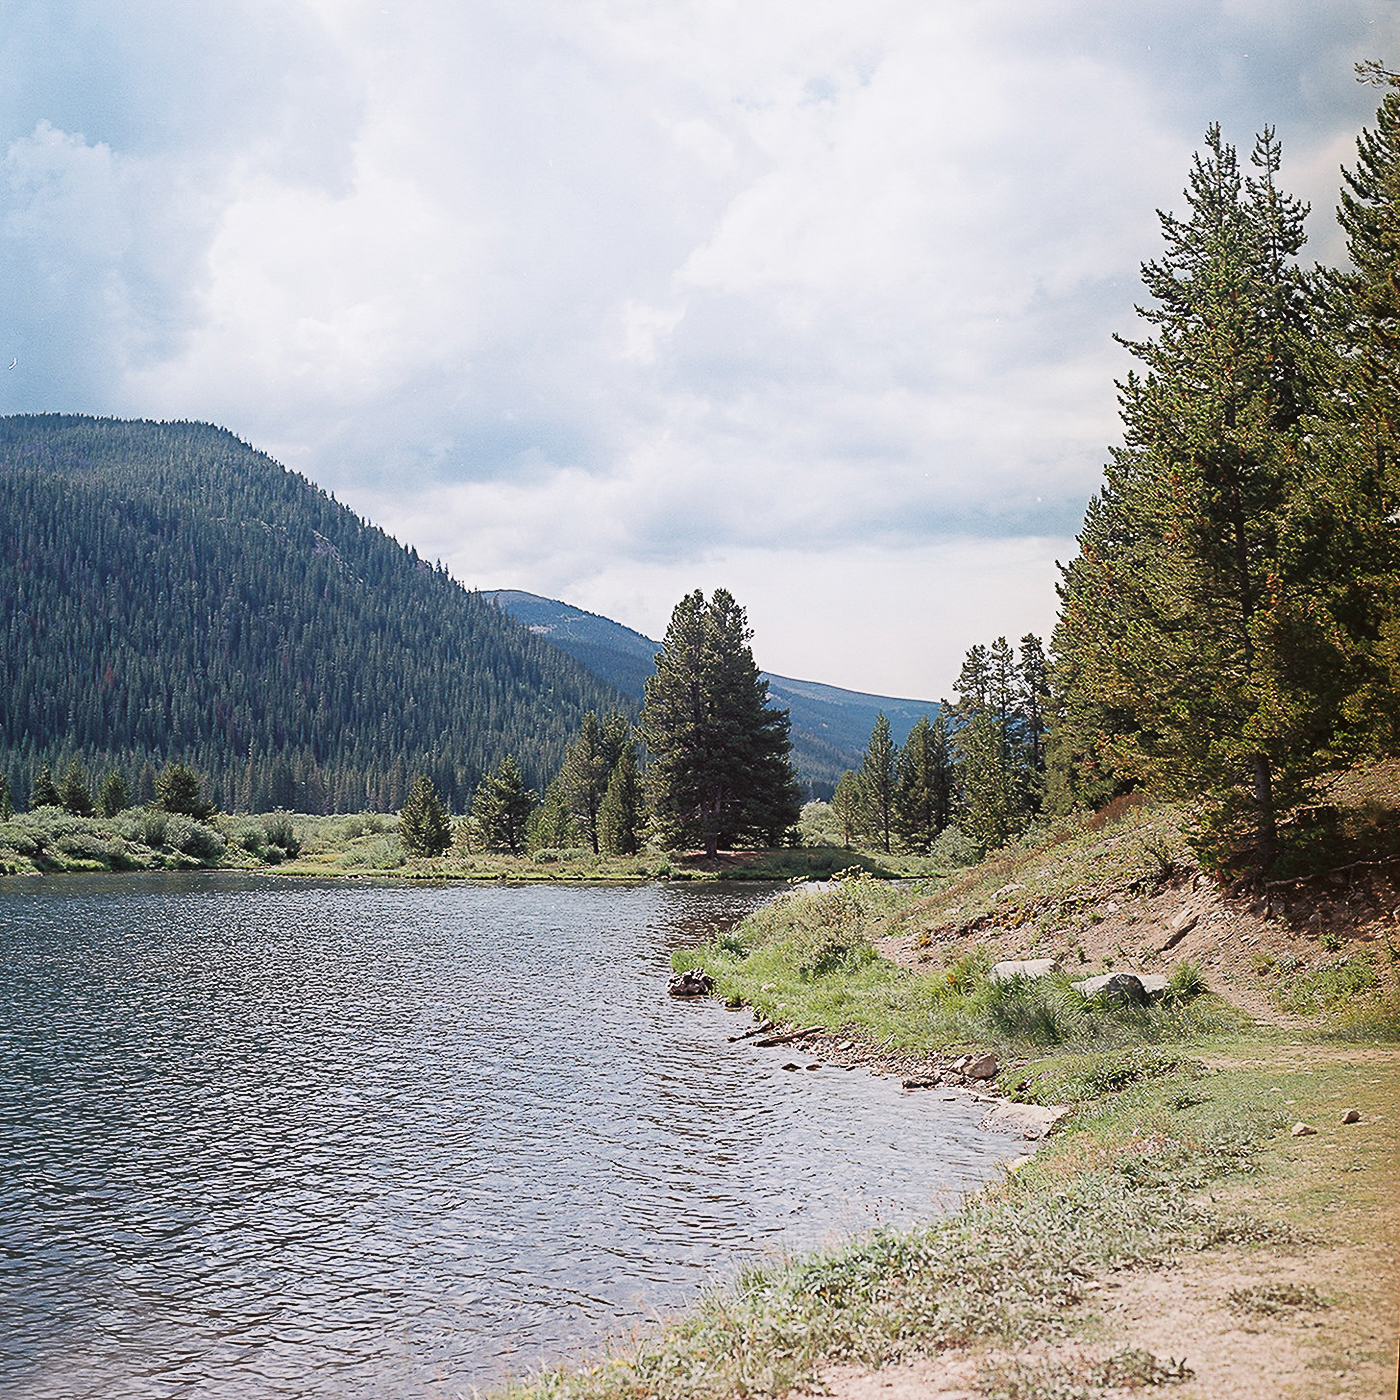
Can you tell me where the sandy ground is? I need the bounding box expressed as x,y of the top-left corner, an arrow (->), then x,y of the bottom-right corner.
808,868 -> 1400,1400
816,1051 -> 1399,1399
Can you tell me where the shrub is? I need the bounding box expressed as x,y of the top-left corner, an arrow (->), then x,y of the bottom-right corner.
928,823 -> 980,866
1165,960 -> 1206,1003
164,816 -> 226,862
232,824 -> 265,854
140,810 -> 169,848
262,811 -> 302,858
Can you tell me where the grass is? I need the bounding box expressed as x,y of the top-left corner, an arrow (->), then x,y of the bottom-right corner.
501,1045 -> 1346,1400
677,878 -> 1239,1057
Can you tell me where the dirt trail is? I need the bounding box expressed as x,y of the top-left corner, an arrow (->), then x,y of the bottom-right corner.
815,1050 -> 1399,1400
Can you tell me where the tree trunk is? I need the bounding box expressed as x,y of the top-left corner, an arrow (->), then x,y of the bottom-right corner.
1251,752 -> 1277,869
705,830 -> 718,859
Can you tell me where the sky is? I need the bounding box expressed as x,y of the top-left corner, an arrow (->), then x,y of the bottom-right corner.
2,1 -> 1395,700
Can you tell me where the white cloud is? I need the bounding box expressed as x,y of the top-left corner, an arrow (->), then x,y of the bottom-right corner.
1,0 -> 1396,695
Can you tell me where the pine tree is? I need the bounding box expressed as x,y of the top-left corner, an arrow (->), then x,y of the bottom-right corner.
598,744 -> 642,856
858,713 -> 896,854
400,773 -> 453,857
0,773 -> 13,821
830,770 -> 864,847
59,761 -> 95,817
98,770 -> 131,818
31,765 -> 60,809
557,711 -> 631,853
955,711 -> 1019,854
471,756 -> 535,855
1306,67 -> 1400,755
1053,125 -> 1342,868
892,714 -> 951,854
642,589 -> 801,856
156,762 -> 214,818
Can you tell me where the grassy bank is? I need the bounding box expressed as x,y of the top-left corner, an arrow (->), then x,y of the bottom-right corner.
0,805 -> 947,882
503,1040 -> 1397,1400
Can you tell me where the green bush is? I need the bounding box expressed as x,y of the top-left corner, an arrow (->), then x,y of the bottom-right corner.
262,811 -> 301,858
164,815 -> 227,862
1273,958 -> 1379,1015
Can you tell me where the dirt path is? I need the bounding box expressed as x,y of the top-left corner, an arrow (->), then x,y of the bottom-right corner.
817,1049 -> 1400,1400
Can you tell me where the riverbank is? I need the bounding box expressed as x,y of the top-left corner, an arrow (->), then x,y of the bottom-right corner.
0,806 -> 944,883
504,783 -> 1398,1400
501,1037 -> 1397,1400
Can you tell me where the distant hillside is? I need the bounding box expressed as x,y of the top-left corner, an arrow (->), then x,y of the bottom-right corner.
0,416 -> 623,813
482,590 -> 938,796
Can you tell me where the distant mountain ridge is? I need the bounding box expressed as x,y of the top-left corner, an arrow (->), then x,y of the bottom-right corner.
482,590 -> 938,796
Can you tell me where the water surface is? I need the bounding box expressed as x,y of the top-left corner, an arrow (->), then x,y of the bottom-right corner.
0,876 -> 1017,1398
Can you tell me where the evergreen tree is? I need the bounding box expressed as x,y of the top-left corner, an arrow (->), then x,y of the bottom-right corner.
1017,635 -> 1050,777
1305,67 -> 1400,755
642,589 -> 802,856
136,761 -> 157,805
156,762 -> 215,818
891,714 -> 950,854
955,711 -> 1019,854
1053,125 -> 1341,867
0,773 -> 12,821
598,744 -> 642,856
530,777 -> 577,850
98,770 -> 131,818
400,774 -> 453,857
471,756 -> 535,855
830,770 -> 864,847
859,713 -> 897,853
31,765 -> 60,809
557,711 -> 631,853
59,761 -> 95,817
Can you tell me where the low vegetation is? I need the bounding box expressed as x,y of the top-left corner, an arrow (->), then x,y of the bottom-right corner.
503,1044 -> 1394,1400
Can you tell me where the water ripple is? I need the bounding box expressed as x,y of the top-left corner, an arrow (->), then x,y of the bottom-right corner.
0,875 -> 1018,1397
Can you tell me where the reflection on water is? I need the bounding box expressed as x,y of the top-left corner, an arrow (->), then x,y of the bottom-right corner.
0,876 -> 1017,1398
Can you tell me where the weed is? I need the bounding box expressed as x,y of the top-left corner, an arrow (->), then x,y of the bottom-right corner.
1272,957 -> 1378,1015
1226,1282 -> 1326,1316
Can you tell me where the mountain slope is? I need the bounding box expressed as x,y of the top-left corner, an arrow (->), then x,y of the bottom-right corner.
482,590 -> 938,795
0,416 -> 623,812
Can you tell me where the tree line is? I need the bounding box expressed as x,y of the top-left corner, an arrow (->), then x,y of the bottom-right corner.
824,635 -> 1047,857
393,588 -> 804,858
0,416 -> 620,816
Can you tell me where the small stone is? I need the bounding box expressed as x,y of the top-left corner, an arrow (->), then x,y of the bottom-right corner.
806,1063 -> 821,1071
1170,907 -> 1199,933
1342,1109 -> 1361,1124
1290,1122 -> 1318,1137
965,1052 -> 999,1080
781,1062 -> 800,1071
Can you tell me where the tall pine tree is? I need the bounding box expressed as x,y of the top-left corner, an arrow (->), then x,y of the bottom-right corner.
1053,125 -> 1349,868
642,589 -> 801,856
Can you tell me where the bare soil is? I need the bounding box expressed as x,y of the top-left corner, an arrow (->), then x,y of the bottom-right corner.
876,852 -> 1400,1028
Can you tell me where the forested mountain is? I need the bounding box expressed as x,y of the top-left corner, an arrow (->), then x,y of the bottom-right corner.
1,415 -> 623,813
482,589 -> 938,796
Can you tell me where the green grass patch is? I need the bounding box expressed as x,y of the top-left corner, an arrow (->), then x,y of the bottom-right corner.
679,879 -> 1241,1056
502,1052 -> 1311,1400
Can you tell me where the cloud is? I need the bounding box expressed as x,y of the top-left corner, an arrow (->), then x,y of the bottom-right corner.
1,0 -> 1396,696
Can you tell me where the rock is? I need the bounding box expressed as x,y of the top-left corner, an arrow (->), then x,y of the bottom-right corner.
781,1062 -> 801,1071
1072,972 -> 1150,1006
989,958 -> 1061,983
902,1076 -> 942,1090
965,1052 -> 999,1080
1342,1109 -> 1361,1124
993,883 -> 1024,899
1159,908 -> 1199,952
1290,1122 -> 1318,1137
667,968 -> 714,998
980,1102 -> 1072,1140
1137,974 -> 1170,997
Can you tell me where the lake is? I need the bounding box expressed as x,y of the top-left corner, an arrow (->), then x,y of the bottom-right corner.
0,875 -> 1020,1398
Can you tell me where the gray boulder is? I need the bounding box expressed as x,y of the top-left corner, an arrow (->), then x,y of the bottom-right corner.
1072,972 -> 1150,1006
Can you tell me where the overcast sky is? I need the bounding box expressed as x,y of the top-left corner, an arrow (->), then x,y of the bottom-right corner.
2,2 -> 1395,698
